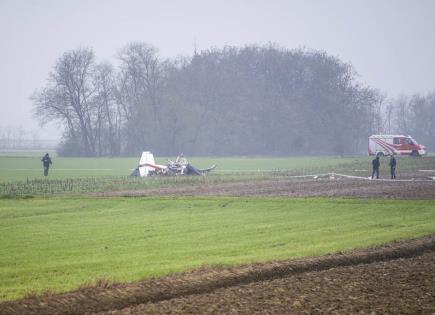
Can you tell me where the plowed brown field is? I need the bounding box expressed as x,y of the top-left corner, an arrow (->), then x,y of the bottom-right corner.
108,252 -> 435,315
1,235 -> 434,315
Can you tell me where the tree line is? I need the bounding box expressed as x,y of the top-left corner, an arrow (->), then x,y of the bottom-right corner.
33,43 -> 415,157
383,93 -> 435,151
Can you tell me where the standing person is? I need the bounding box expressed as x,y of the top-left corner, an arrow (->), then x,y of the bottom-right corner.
371,156 -> 380,179
41,153 -> 52,176
389,155 -> 397,179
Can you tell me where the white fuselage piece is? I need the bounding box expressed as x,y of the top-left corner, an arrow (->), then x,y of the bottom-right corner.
138,151 -> 156,176
138,151 -> 168,176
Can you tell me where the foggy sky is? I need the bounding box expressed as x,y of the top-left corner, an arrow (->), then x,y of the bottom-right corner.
1,0 -> 435,140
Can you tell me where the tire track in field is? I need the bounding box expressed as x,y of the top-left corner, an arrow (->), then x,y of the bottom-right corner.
112,252 -> 435,314
1,235 -> 434,315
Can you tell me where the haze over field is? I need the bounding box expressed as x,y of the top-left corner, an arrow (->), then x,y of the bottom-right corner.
1,0 -> 435,145
1,2 -> 435,310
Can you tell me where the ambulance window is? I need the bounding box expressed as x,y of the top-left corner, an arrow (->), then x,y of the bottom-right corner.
393,138 -> 400,144
407,138 -> 414,145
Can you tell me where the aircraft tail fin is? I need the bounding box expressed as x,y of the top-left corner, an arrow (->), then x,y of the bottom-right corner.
138,151 -> 156,176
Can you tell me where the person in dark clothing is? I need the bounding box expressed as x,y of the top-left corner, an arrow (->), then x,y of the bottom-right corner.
389,155 -> 397,179
371,156 -> 380,179
41,153 -> 52,176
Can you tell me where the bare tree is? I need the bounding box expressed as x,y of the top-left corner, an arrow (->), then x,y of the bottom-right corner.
394,95 -> 410,134
33,43 -> 386,156
0,126 -> 27,149
33,48 -> 100,156
116,42 -> 166,154
92,63 -> 123,156
384,101 -> 395,134
408,92 -> 435,150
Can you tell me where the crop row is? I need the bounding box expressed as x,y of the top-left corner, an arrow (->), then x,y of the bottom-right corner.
0,172 -> 291,197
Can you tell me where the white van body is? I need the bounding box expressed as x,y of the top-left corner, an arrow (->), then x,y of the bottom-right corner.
368,135 -> 426,156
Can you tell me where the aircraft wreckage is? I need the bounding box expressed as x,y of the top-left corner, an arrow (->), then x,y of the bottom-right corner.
131,152 -> 216,177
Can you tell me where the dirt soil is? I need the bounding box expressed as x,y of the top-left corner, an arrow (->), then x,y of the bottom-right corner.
96,177 -> 435,199
107,252 -> 435,315
1,235 -> 434,315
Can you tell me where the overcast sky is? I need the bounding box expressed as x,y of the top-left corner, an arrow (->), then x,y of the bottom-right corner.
1,0 -> 435,140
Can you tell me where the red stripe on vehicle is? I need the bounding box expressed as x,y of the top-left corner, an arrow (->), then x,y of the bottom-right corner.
374,138 -> 396,152
373,138 -> 394,154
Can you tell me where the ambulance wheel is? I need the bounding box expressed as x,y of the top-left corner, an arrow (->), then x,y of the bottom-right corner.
411,150 -> 419,157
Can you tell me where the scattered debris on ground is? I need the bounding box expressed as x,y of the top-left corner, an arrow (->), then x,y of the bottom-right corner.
130,152 -> 216,177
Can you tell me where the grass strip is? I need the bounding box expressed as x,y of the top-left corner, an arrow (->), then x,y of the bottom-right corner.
0,196 -> 434,301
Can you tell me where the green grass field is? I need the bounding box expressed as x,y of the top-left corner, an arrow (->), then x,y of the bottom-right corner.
0,155 -> 363,197
1,155 -> 435,197
0,154 -> 372,182
1,154 -> 435,302
1,196 -> 434,301
2,154 -> 435,182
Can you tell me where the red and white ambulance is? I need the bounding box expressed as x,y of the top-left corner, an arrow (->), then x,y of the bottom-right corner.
368,135 -> 426,156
